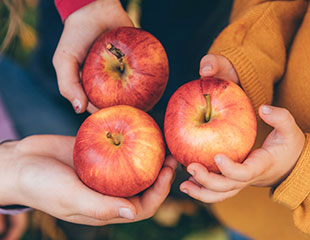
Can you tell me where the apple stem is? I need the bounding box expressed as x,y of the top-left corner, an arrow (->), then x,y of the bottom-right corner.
107,43 -> 125,72
106,132 -> 120,146
204,94 -> 211,122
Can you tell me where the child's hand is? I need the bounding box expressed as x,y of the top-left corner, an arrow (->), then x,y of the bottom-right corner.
53,0 -> 133,114
0,135 -> 177,225
199,54 -> 239,84
180,105 -> 305,203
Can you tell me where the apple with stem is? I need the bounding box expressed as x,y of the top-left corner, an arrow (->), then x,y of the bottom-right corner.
82,27 -> 169,112
74,105 -> 166,197
164,77 -> 257,173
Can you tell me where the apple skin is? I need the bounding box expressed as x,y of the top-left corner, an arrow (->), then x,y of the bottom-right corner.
73,105 -> 165,197
82,27 -> 169,112
164,77 -> 257,173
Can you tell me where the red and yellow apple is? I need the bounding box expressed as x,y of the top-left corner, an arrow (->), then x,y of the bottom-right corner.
82,27 -> 169,112
164,77 -> 257,173
73,105 -> 165,197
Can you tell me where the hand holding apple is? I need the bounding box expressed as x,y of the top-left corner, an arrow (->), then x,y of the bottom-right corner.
164,77 -> 257,173
53,0 -> 134,114
179,105 -> 306,203
82,27 -> 169,112
0,135 -> 177,225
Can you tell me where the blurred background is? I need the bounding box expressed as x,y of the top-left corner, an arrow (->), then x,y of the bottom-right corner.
0,0 -> 234,239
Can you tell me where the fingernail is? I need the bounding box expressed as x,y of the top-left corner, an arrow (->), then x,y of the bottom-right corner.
261,105 -> 272,114
73,99 -> 82,113
119,208 -> 135,220
202,65 -> 212,75
187,168 -> 195,176
181,188 -> 189,194
214,155 -> 223,165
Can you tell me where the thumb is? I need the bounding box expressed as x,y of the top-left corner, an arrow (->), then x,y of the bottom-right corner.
75,187 -> 137,221
53,52 -> 88,114
259,105 -> 297,136
199,54 -> 239,84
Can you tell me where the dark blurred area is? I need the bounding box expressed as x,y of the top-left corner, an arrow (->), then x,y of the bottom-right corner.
0,0 -> 234,239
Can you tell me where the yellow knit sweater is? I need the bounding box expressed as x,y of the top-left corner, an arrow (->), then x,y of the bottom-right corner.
208,0 -> 310,239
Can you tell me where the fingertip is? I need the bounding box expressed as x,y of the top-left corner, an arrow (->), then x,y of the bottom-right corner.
164,155 -> 178,170
200,64 -> 213,76
214,154 -> 228,166
200,54 -> 218,77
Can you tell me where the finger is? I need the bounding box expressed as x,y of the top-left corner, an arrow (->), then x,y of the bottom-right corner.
130,156 -> 177,220
180,180 -> 240,203
4,213 -> 28,240
199,54 -> 239,84
214,152 -> 271,182
200,54 -> 219,76
259,105 -> 298,137
17,135 -> 75,167
53,49 -> 88,113
86,102 -> 100,114
24,157 -> 137,222
187,163 -> 248,192
70,180 -> 137,221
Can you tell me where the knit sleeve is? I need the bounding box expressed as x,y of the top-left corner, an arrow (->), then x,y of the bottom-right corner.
208,0 -> 307,113
272,133 -> 310,234
54,0 -> 96,22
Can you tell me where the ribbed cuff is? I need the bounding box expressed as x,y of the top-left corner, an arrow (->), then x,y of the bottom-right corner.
272,133 -> 310,209
208,47 -> 268,114
54,0 -> 96,22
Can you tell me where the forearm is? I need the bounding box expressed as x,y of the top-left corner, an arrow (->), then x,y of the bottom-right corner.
208,0 -> 307,112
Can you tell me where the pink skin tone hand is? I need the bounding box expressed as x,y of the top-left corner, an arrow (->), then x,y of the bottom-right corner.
180,105 -> 305,203
0,136 -> 177,225
178,55 -> 305,203
53,0 -> 133,114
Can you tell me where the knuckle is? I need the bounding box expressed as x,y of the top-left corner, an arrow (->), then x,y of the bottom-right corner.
242,171 -> 254,182
92,207 -> 116,221
59,86 -> 70,99
281,109 -> 294,125
52,53 -> 61,68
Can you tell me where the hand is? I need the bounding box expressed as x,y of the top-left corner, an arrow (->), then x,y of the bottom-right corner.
0,213 -> 28,240
199,54 -> 239,84
0,136 -> 177,225
53,0 -> 133,114
180,105 -> 306,203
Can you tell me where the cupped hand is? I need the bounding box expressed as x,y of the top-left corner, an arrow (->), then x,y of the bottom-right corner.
0,135 -> 177,225
199,54 -> 239,84
180,105 -> 305,203
53,0 -> 133,114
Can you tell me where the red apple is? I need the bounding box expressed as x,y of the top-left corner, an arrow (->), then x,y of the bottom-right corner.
164,77 -> 257,173
82,27 -> 169,112
74,105 -> 165,197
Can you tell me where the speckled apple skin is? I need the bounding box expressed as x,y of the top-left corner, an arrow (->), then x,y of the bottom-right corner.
74,105 -> 165,197
82,27 -> 169,112
164,77 -> 257,173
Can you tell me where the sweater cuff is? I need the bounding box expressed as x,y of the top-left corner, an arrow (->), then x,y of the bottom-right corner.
208,47 -> 268,114
54,0 -> 96,22
272,133 -> 310,209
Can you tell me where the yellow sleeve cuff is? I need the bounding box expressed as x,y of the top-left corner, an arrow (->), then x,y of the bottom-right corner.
272,133 -> 310,209
208,47 -> 269,114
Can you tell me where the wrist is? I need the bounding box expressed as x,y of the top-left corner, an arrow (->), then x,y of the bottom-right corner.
0,140 -> 22,206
